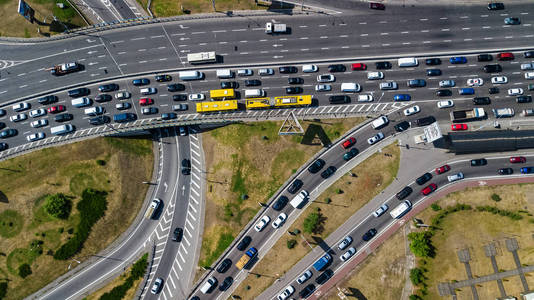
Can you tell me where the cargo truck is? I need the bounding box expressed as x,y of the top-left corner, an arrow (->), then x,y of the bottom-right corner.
313,253 -> 332,271
50,62 -> 82,76
492,108 -> 515,118
145,198 -> 161,219
265,22 -> 287,34
236,247 -> 257,270
450,108 -> 485,122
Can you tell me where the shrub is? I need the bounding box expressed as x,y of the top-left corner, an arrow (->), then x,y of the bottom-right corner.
44,193 -> 72,219
18,263 -> 32,278
407,232 -> 435,258
303,211 -> 321,234
430,203 -> 441,211
130,253 -> 148,279
324,198 -> 331,204
491,193 -> 501,202
287,239 -> 297,249
99,253 -> 147,300
96,159 -> 106,166
409,295 -> 423,300
0,281 -> 7,300
410,268 -> 425,286
335,188 -> 343,194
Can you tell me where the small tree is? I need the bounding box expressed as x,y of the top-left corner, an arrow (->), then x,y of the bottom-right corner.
407,232 -> 435,258
286,239 -> 297,249
0,281 -> 7,300
18,263 -> 32,278
409,295 -> 423,300
491,193 -> 501,202
44,193 -> 71,219
303,210 -> 321,234
410,268 -> 425,286
430,203 -> 441,211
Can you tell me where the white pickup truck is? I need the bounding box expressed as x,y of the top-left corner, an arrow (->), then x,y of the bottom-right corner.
265,22 -> 287,34
145,198 -> 161,219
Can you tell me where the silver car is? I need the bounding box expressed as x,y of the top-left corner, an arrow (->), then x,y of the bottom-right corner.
439,80 -> 455,87
26,132 -> 45,142
150,277 -> 163,294
372,204 -> 389,217
340,247 -> 356,262
315,84 -> 332,92
447,172 -> 464,182
296,270 -> 313,284
31,119 -> 48,128
379,81 -> 398,90
338,236 -> 353,250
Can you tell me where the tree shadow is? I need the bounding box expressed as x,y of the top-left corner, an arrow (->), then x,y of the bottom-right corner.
0,191 -> 8,203
346,287 -> 368,300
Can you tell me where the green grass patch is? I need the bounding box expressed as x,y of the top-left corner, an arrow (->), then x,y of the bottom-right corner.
104,137 -> 152,156
200,232 -> 234,267
42,228 -> 63,250
0,210 -> 24,238
99,253 -> 148,300
6,247 -> 40,275
69,173 -> 96,195
210,122 -> 280,149
230,154 -> 247,198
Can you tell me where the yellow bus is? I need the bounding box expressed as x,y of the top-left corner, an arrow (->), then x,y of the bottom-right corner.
274,95 -> 312,108
245,98 -> 272,110
196,100 -> 238,113
209,89 -> 235,100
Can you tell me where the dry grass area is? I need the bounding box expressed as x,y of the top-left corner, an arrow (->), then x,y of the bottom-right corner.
231,142 -> 401,299
135,0 -> 263,18
0,137 -> 153,300
414,184 -> 534,299
0,0 -> 86,38
85,258 -> 144,300
198,118 -> 364,274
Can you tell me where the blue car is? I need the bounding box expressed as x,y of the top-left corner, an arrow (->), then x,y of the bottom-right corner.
459,88 -> 475,95
450,56 -> 467,64
520,167 -> 534,174
394,94 -> 411,101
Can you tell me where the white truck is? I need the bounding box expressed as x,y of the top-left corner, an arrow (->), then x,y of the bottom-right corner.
390,200 -> 412,219
290,190 -> 309,209
493,108 -> 515,118
145,198 -> 161,219
265,22 -> 287,34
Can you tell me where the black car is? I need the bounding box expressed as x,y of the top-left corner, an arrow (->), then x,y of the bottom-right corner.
426,69 -> 442,76
414,116 -> 436,126
320,166 -> 336,179
362,228 -> 378,241
236,236 -> 251,251
98,83 -> 119,92
498,168 -> 513,175
279,66 -> 298,74
375,61 -> 392,70
473,97 -> 491,105
425,58 -> 441,65
328,64 -> 346,72
0,143 -> 7,151
436,89 -> 452,97
0,123 -> 5,130
273,196 -> 288,211
396,186 -> 413,200
181,159 -> 191,175
216,258 -> 232,273
161,113 -> 177,120
416,172 -> 432,185
244,79 -> 261,86
172,227 -> 183,242
167,83 -> 185,92
315,269 -> 333,285
287,179 -> 303,194
220,81 -> 238,89
286,87 -> 303,94
299,284 -> 316,298
487,2 -> 504,10
525,51 -> 534,58
394,121 -> 410,132
219,276 -> 233,291
38,95 -> 58,105
517,96 -> 532,103
55,113 -> 73,122
132,78 -> 150,86
155,74 -> 172,82
95,94 -> 112,102
68,87 -> 90,97
471,158 -> 487,166
0,110 -> 5,117
308,159 -> 325,174
489,87 -> 500,94
408,79 -> 426,88
483,64 -> 502,73
173,94 -> 188,101
478,54 -> 493,62
329,95 -> 350,104
0,129 -> 17,139
288,77 -> 304,84
89,115 -> 110,125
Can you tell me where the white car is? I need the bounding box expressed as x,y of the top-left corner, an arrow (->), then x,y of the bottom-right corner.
31,119 -> 48,128
150,277 -> 163,294
296,270 -> 312,284
254,215 -> 270,232
403,105 -> 420,116
237,69 -> 253,76
272,213 -> 287,228
115,102 -> 131,110
340,247 -> 356,262
367,71 -> 384,80
491,76 -> 508,84
12,102 -> 30,112
302,64 -> 318,73
29,108 -> 46,118
140,87 -> 157,95
508,88 -> 524,96
521,63 -> 534,70
358,94 -> 374,102
372,204 -> 388,217
367,132 -> 385,145
277,285 -> 295,300
467,78 -> 484,86
188,93 -> 205,101
315,84 -> 332,92
447,172 -> 464,182
379,81 -> 398,90
317,74 -> 335,82
26,132 -> 45,142
115,91 -> 131,100
437,100 -> 454,108
258,68 -> 274,76
10,113 -> 27,122
525,72 -> 534,80
439,80 -> 455,87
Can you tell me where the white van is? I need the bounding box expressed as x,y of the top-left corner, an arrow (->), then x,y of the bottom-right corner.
290,190 -> 309,209
358,94 -> 374,102
216,69 -> 234,79
179,71 -> 204,80
398,57 -> 418,67
12,102 -> 30,112
371,116 -> 389,129
244,89 -> 265,98
50,124 -> 74,135
84,106 -> 105,116
302,64 -> 318,73
341,83 -> 361,92
71,97 -> 92,108
200,276 -> 217,294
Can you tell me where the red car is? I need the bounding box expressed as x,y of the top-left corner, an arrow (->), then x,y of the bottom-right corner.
369,2 -> 385,10
341,137 -> 356,149
435,164 -> 450,174
497,52 -> 514,60
47,105 -> 65,114
351,63 -> 367,71
510,156 -> 526,163
421,183 -> 437,196
451,123 -> 468,131
139,98 -> 154,106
